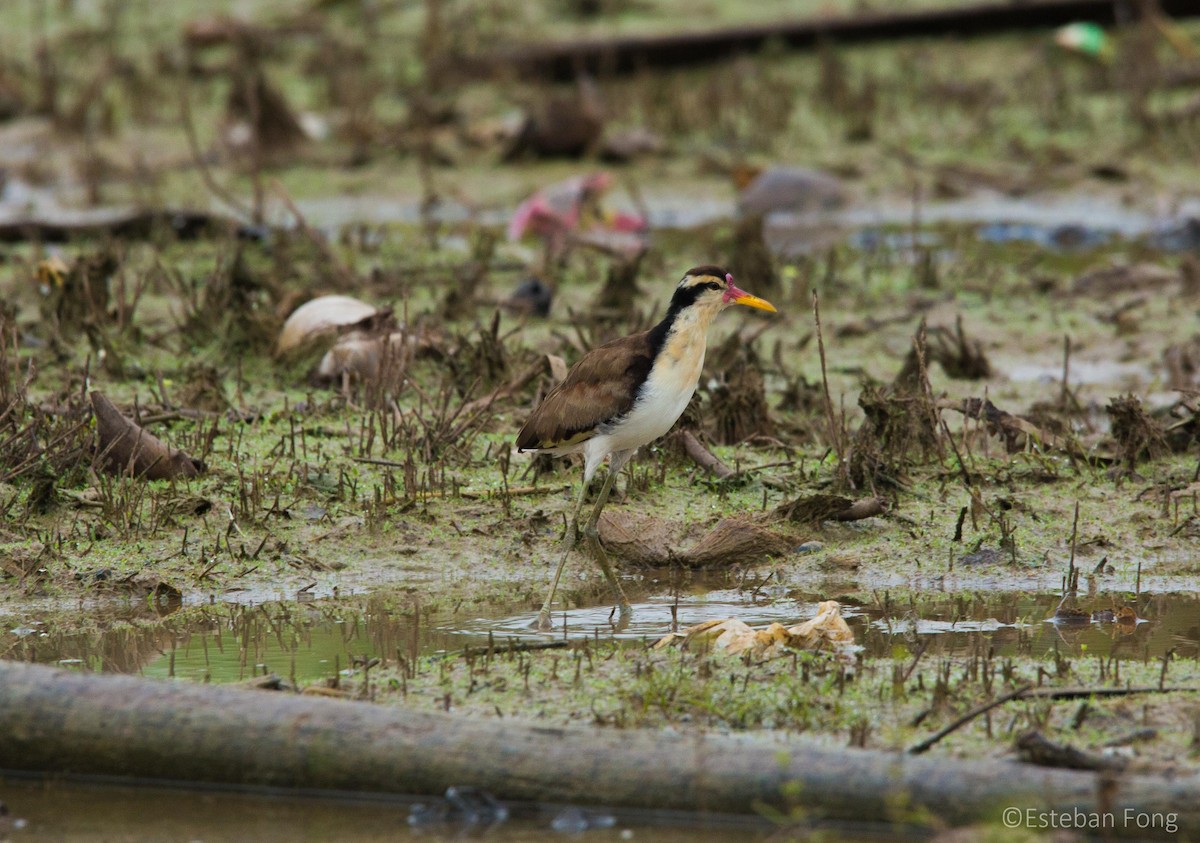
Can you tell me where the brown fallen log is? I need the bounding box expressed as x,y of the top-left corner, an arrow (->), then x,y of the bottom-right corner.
0,208 -> 264,244
467,1 -> 1200,81
0,661 -> 1195,837
1024,685 -> 1200,700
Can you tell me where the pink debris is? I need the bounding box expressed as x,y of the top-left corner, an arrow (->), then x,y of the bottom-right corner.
508,172 -> 646,243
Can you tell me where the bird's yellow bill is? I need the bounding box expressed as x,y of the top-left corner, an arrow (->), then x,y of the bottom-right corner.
732,292 -> 777,313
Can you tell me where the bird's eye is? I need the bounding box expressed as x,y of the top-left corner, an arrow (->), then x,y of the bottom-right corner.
705,281 -> 722,292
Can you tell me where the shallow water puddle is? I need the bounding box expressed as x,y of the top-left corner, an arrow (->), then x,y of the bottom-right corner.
6,583 -> 1198,684
0,775 -> 780,843
464,587 -> 822,642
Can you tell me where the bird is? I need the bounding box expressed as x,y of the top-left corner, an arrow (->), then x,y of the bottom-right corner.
516,266 -> 777,631
732,164 -> 846,218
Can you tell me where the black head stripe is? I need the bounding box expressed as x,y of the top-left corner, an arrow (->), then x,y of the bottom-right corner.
653,266 -> 729,360
667,282 -> 704,311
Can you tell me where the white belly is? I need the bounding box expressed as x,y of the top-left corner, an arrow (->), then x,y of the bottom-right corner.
605,379 -> 697,452
575,313 -> 713,481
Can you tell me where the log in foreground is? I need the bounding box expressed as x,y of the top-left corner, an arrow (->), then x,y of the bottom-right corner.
0,661 -> 1195,837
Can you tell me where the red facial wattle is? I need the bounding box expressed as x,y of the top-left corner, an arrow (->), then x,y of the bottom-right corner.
723,273 -> 778,312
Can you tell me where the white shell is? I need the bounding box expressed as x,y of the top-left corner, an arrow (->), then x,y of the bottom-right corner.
276,295 -> 381,356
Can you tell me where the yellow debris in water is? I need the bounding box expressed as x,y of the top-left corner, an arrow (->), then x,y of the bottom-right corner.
653,600 -> 853,658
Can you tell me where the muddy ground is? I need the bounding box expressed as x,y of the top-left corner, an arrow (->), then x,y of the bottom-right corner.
3,2 -> 1200,837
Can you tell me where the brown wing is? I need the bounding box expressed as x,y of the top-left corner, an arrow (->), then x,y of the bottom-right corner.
516,331 -> 654,451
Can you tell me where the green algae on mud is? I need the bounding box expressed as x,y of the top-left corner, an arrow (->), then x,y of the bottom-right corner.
3,224 -> 1200,642
5,228 -> 1200,660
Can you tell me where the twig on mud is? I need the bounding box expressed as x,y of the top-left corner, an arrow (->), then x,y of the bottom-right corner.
678,430 -> 734,479
729,459 -> 796,480
138,409 -> 222,425
1016,729 -> 1126,772
774,493 -> 885,524
460,484 -> 568,500
352,456 -> 409,468
908,683 -> 1033,755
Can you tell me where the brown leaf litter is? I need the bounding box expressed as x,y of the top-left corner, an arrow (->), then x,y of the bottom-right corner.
597,493 -> 884,568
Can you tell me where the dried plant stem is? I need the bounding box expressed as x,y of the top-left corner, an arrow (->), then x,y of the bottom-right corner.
812,290 -> 846,485
1066,500 -> 1080,594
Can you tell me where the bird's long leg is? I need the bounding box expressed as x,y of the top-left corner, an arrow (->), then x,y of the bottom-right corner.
582,450 -> 633,617
534,476 -> 590,631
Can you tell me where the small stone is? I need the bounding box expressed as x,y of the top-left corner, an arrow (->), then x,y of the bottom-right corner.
551,808 -> 588,833
958,548 -> 1005,567
795,541 -> 824,553
551,807 -> 616,833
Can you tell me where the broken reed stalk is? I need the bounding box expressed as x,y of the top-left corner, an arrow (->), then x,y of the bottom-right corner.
1067,500 -> 1080,594
912,321 -> 946,464
939,416 -> 973,491
811,290 -> 846,485
908,683 -> 1033,755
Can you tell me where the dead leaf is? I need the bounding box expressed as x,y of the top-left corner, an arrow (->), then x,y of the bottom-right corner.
547,353 -> 569,384
91,392 -> 203,481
